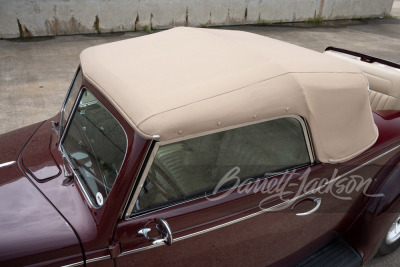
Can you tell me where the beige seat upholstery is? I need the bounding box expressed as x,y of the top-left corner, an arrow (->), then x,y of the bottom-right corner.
324,51 -> 400,111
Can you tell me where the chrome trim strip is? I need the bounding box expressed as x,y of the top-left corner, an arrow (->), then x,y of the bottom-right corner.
125,144 -> 160,217
86,255 -> 111,263
0,161 -> 16,168
61,255 -> 111,267
58,88 -> 85,152
118,143 -> 400,257
120,141 -> 154,220
119,243 -> 164,257
302,118 -> 316,162
61,261 -> 84,267
60,66 -> 81,138
59,89 -> 95,208
125,115 -> 314,217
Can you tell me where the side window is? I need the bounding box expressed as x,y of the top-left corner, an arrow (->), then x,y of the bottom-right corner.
133,117 -> 311,214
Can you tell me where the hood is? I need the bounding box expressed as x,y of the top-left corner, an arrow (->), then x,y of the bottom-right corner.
0,122 -> 83,266
0,163 -> 83,266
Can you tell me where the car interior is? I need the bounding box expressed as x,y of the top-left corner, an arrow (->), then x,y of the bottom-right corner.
134,117 -> 311,214
324,49 -> 400,111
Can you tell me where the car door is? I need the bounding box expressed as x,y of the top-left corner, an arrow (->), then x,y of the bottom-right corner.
112,116 -> 372,266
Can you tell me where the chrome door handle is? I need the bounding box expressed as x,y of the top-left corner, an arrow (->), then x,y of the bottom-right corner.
291,197 -> 322,216
138,218 -> 173,246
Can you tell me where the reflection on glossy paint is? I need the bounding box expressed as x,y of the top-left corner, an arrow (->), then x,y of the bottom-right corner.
0,161 -> 16,168
0,175 -> 80,263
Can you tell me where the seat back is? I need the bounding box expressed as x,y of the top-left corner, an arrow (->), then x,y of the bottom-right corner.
324,50 -> 400,111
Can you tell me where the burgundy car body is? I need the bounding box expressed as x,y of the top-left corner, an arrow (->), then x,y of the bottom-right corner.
2,99 -> 400,266
0,122 -> 83,266
1,41 -> 400,266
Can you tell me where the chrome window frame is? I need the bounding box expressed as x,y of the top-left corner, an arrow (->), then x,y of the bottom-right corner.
60,66 -> 82,137
124,115 -> 315,218
59,87 -> 128,209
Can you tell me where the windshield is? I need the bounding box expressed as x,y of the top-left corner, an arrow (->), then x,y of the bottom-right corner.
61,67 -> 83,134
62,89 -> 127,207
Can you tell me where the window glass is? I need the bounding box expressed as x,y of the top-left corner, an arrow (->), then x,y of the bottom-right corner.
133,117 -> 310,214
61,67 -> 82,131
62,89 -> 127,207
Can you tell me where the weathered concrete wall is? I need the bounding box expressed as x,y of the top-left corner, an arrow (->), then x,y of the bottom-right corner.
0,0 -> 394,38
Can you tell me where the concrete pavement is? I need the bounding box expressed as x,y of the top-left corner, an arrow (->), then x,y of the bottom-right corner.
1,1 -> 400,266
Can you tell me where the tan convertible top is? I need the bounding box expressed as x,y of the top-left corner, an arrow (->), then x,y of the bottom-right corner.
80,27 -> 378,163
